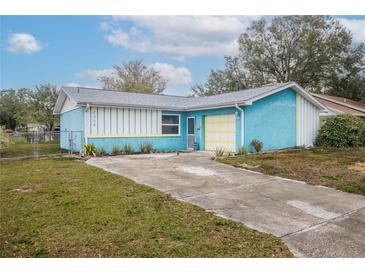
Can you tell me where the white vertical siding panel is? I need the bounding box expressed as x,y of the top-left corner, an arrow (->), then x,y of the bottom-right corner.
297,94 -> 320,146
305,100 -> 311,145
135,109 -> 141,134
308,104 -> 312,145
140,109 -> 146,134
97,107 -> 104,135
91,107 -> 98,135
117,108 -> 123,134
88,107 -> 162,136
157,110 -> 162,134
297,97 -> 300,146
111,108 -> 116,135
151,110 -> 157,134
314,108 -> 319,143
305,99 -> 308,144
311,107 -> 316,144
299,98 -> 303,146
104,107 -> 111,135
84,109 -> 90,137
123,108 -> 129,134
146,110 -> 152,134
303,100 -> 306,145
300,98 -> 303,145
129,109 -> 135,134
298,97 -> 302,146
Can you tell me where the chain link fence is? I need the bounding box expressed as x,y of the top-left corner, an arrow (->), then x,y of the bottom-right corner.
0,130 -> 84,160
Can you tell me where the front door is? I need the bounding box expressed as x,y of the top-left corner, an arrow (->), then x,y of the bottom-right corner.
187,117 -> 196,149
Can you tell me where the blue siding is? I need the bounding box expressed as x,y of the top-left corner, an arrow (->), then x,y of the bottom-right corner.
60,107 -> 84,152
187,107 -> 241,151
244,88 -> 296,151
88,136 -> 186,153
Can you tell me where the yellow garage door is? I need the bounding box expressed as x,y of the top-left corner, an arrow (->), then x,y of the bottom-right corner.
205,114 -> 236,152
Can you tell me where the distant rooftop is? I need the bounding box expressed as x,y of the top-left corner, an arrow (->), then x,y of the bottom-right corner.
311,93 -> 365,117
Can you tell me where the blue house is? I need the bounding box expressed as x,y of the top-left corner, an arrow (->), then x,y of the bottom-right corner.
53,82 -> 326,153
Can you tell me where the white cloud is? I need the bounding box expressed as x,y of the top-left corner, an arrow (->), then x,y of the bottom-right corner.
64,82 -> 82,87
76,69 -> 115,80
6,33 -> 45,54
338,18 -> 365,44
149,63 -> 192,86
101,16 -> 258,59
64,82 -> 100,88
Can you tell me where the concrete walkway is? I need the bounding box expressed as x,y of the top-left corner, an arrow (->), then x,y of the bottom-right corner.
87,152 -> 365,257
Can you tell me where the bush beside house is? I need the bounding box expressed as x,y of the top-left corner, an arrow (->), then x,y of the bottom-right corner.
315,115 -> 365,148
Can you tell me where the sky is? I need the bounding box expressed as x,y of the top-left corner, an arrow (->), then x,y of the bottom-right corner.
1,15 -> 365,96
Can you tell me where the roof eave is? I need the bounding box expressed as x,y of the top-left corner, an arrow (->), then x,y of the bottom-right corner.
77,102 -> 186,111
75,101 -> 251,112
185,101 -> 251,111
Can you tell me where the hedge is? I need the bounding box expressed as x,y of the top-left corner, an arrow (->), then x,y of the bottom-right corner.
315,115 -> 365,148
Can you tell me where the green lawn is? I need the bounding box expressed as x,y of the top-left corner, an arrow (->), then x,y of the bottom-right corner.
218,147 -> 365,195
0,142 -> 60,158
0,158 -> 292,257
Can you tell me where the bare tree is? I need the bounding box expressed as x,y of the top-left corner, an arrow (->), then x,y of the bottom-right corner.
100,60 -> 167,94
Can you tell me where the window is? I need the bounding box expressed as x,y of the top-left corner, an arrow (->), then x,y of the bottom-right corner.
162,114 -> 180,135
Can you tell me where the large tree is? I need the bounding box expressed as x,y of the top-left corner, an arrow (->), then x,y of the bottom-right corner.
192,57 -> 249,96
193,16 -> 365,100
30,84 -> 59,131
0,89 -> 32,130
100,60 -> 167,94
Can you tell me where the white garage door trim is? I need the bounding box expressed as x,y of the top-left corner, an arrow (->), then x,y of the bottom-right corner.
204,114 -> 236,152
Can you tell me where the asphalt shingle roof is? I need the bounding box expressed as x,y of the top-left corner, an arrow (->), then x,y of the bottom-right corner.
61,82 -> 294,111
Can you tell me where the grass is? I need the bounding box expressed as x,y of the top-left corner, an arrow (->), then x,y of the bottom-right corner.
0,141 -> 60,158
0,158 -> 292,257
218,147 -> 365,196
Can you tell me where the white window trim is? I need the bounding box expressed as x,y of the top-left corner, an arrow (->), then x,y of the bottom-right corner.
161,113 -> 180,135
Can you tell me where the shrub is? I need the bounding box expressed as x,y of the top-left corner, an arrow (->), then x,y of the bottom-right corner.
123,143 -> 133,154
145,142 -> 153,153
315,115 -> 365,148
140,142 -> 153,153
214,147 -> 225,157
139,143 -> 147,153
251,139 -> 263,152
112,144 -> 121,155
237,145 -> 248,156
84,143 -> 96,157
96,146 -> 107,156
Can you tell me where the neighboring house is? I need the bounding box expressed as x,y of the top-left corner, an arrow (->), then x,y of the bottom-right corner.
25,123 -> 48,133
53,82 -> 326,153
311,93 -> 365,118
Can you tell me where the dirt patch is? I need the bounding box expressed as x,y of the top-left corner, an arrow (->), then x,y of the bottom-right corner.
348,162 -> 365,174
9,187 -> 34,193
237,163 -> 260,169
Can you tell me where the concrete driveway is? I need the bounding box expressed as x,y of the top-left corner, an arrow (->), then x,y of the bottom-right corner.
87,152 -> 365,257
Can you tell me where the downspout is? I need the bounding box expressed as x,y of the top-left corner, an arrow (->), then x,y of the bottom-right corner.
235,104 -> 244,147
84,103 -> 90,146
